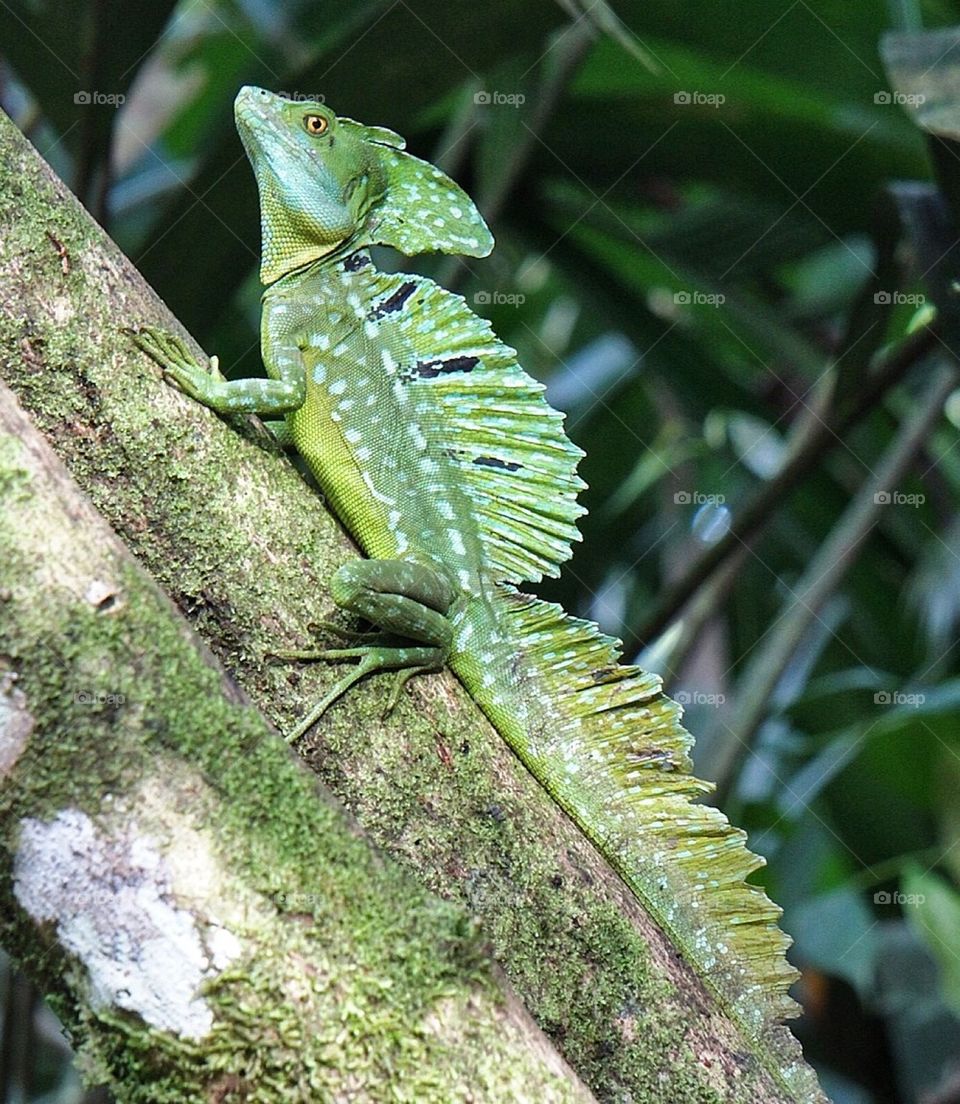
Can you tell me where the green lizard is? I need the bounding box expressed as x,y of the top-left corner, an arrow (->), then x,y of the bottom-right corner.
132,86 -> 822,1101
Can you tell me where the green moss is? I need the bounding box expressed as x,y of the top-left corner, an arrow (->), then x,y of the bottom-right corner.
0,534 -> 580,1101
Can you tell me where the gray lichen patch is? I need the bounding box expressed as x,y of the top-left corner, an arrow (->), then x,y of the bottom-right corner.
13,804 -> 241,1040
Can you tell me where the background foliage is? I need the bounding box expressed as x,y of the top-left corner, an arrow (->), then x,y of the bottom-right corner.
2,2 -> 960,1102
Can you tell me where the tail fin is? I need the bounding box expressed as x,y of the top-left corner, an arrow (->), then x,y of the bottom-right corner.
453,586 -> 821,1102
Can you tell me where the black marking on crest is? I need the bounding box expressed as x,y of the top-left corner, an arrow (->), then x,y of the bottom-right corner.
629,747 -> 677,769
415,355 -> 479,379
369,281 -> 417,319
343,252 -> 371,272
473,455 -> 521,472
500,588 -> 537,609
590,667 -> 618,683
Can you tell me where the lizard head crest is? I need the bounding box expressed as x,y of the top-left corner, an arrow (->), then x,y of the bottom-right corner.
235,87 -> 493,284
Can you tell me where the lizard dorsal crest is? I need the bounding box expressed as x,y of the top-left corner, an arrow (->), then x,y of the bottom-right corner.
368,147 -> 493,258
338,116 -> 493,259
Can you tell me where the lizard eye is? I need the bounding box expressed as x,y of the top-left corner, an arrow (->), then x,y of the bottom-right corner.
303,114 -> 329,136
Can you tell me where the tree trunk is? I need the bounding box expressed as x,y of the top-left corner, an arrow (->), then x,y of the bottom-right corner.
0,378 -> 595,1103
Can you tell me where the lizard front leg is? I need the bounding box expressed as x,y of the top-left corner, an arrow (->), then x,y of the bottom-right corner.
278,559 -> 458,743
128,311 -> 305,419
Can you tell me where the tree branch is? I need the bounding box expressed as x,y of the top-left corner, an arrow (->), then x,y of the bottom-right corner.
0,380 -> 594,1103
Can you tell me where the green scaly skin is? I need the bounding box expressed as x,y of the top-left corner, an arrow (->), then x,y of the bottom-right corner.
130,86 -> 824,1103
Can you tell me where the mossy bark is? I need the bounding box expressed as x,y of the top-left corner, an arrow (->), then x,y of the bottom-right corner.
0,381 -> 593,1102
0,107 -> 824,1104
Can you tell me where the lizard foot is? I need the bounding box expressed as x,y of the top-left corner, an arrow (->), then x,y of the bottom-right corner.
126,325 -> 224,399
278,559 -> 457,743
283,644 -> 444,744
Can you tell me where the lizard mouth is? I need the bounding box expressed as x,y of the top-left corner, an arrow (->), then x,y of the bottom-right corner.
234,87 -> 309,173
234,85 -> 273,125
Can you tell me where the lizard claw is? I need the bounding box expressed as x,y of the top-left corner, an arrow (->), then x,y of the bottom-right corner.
128,324 -> 189,366
381,665 -> 432,719
127,324 -> 225,399
306,619 -> 384,644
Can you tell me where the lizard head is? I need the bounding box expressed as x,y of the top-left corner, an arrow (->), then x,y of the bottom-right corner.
235,86 -> 382,284
235,86 -> 493,285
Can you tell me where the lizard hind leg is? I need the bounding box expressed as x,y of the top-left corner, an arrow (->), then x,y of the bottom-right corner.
280,559 -> 457,743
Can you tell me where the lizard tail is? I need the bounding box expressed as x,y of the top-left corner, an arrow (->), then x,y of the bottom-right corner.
449,584 -> 821,1103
